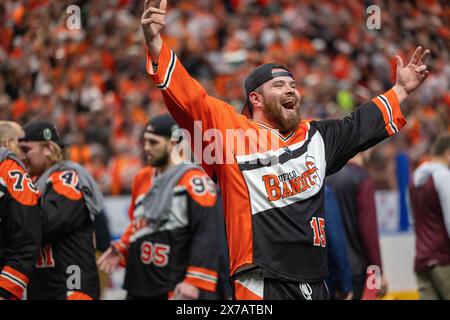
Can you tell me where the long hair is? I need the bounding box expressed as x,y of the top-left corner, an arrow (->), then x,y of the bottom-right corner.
40,141 -> 70,166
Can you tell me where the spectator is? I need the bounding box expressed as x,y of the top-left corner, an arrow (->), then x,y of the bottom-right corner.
409,134 -> 450,300
327,152 -> 388,299
324,185 -> 353,300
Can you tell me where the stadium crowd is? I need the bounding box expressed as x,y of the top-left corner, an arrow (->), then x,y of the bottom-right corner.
0,0 -> 448,194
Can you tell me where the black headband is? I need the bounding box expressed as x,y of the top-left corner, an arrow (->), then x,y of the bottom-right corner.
242,63 -> 294,118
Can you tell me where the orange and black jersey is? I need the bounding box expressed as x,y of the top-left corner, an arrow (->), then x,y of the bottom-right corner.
0,153 -> 41,300
27,169 -> 99,300
146,42 -> 406,282
114,166 -> 223,298
112,167 -> 153,263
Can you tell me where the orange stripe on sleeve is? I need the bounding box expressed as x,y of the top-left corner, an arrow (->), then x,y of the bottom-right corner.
384,88 -> 406,130
0,266 -> 29,299
187,266 -> 218,278
371,88 -> 406,136
184,277 -> 216,293
371,95 -> 394,136
2,266 -> 28,284
184,266 -> 218,292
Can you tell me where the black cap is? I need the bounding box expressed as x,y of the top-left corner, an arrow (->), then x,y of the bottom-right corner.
20,122 -> 67,147
144,114 -> 180,139
242,63 -> 293,118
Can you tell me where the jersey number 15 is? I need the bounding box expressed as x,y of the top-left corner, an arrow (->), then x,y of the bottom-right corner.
310,217 -> 326,247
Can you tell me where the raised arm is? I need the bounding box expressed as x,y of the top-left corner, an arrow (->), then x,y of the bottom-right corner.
315,46 -> 431,176
141,0 -> 166,63
140,0 -> 239,123
140,0 -> 245,176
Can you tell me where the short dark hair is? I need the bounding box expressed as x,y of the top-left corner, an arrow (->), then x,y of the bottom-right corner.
431,134 -> 450,156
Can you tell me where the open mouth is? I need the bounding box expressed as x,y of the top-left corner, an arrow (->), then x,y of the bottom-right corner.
281,98 -> 296,110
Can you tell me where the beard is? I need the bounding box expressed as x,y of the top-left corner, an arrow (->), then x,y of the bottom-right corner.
148,148 -> 170,167
263,96 -> 301,133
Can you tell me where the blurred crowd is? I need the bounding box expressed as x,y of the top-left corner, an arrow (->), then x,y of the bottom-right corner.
0,0 -> 448,194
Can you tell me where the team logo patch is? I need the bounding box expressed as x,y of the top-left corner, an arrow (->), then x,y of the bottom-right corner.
236,130 -> 326,215
43,128 -> 52,141
262,155 -> 321,202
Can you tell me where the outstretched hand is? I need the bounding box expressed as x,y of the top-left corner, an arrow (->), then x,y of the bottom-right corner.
97,246 -> 121,274
394,46 -> 430,98
141,0 -> 167,59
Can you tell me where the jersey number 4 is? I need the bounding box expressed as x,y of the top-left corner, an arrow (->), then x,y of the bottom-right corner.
140,241 -> 170,267
310,217 -> 326,247
59,171 -> 79,191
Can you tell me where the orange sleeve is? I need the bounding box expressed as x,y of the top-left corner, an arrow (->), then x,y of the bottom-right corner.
48,170 -> 83,201
371,88 -> 407,136
112,169 -> 151,266
146,42 -> 249,172
178,168 -> 217,208
1,159 -> 39,206
115,223 -> 133,251
112,222 -> 133,266
111,190 -> 137,266
146,42 -> 240,126
127,176 -> 138,221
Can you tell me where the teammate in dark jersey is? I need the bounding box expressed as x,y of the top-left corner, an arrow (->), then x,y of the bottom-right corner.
19,122 -> 101,300
98,114 -> 228,299
140,0 -> 430,300
0,121 -> 41,300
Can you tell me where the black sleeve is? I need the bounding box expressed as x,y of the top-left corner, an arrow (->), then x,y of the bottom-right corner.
313,90 -> 405,176
0,194 -> 41,299
93,209 -> 111,252
41,187 -> 88,244
214,189 -> 232,299
185,192 -> 221,293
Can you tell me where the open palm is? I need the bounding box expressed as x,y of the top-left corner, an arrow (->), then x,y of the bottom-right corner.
395,46 -> 430,94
